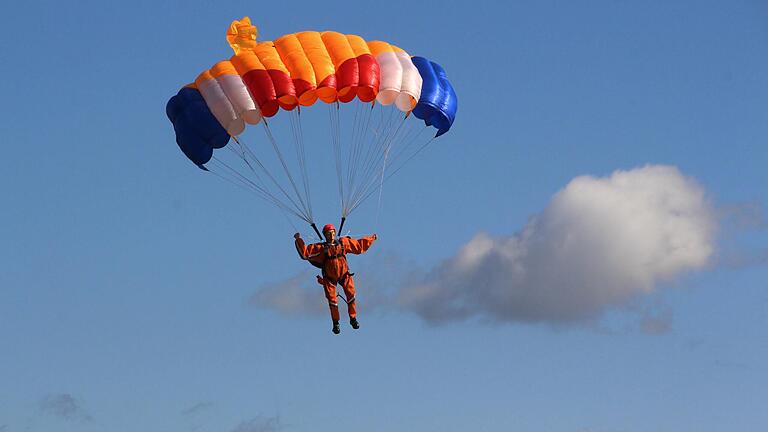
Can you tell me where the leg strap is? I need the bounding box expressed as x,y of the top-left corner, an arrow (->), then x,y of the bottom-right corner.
338,271 -> 354,285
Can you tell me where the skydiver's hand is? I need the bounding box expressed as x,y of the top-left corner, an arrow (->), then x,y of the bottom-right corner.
294,233 -> 301,240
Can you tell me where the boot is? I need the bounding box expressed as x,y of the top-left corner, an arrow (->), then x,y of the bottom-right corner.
332,320 -> 340,334
350,317 -> 360,329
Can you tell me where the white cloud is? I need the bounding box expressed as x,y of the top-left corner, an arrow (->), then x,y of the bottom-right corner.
399,165 -> 716,325
251,165 -> 717,329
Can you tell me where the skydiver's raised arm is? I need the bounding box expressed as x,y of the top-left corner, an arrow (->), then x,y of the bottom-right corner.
341,234 -> 377,255
294,233 -> 324,259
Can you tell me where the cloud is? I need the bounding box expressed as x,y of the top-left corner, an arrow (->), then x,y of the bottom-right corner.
181,402 -> 214,416
718,202 -> 767,231
39,394 -> 92,422
250,254 -> 404,317
251,165 -> 717,330
231,416 -> 282,432
715,201 -> 768,268
250,271 -> 328,317
399,165 -> 716,325
639,308 -> 674,335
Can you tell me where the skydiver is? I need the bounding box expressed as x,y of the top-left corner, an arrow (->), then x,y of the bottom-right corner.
294,225 -> 377,334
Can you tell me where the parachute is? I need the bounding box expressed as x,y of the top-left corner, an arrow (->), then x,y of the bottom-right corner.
166,17 -> 457,236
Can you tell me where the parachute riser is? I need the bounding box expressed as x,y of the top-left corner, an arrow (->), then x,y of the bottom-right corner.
310,223 -> 324,240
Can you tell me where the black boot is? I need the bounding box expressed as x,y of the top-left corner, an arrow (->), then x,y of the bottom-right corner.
350,317 -> 360,329
332,321 -> 340,334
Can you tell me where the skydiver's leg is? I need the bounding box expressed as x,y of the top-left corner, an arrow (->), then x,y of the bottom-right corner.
322,279 -> 340,322
340,275 -> 357,319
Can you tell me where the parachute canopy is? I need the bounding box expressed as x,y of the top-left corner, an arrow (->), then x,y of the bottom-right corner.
166,18 -> 457,227
167,17 -> 457,168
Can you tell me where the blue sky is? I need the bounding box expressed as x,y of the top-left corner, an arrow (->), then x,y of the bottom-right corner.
1,1 -> 767,431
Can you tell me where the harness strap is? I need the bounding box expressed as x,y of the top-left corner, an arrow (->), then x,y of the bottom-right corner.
336,294 -> 354,305
323,240 -> 346,260
316,272 -> 356,305
338,271 -> 354,285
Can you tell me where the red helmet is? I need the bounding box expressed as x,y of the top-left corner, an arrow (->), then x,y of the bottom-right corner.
322,224 -> 336,233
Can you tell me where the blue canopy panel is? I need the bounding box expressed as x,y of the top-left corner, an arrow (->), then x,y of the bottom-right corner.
166,87 -> 230,169
411,57 -> 458,137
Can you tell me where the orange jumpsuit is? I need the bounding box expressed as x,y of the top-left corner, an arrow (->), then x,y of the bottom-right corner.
295,235 -> 376,321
